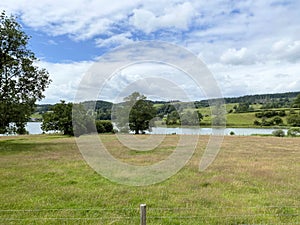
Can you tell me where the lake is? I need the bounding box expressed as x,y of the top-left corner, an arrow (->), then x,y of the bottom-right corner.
23,122 -> 288,136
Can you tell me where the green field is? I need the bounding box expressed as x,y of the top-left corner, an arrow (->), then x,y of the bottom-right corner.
0,134 -> 299,224
196,105 -> 297,127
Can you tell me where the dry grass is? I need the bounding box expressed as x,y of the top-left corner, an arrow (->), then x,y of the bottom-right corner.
0,134 -> 299,224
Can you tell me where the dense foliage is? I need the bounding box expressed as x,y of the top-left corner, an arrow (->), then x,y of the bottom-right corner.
287,127 -> 300,137
113,92 -> 156,134
95,120 -> 113,133
195,92 -> 300,109
287,114 -> 300,127
0,11 -> 51,134
255,110 -> 286,118
128,93 -> 156,134
82,100 -> 113,120
292,94 -> 300,108
272,129 -> 285,137
42,101 -> 96,136
42,101 -> 74,135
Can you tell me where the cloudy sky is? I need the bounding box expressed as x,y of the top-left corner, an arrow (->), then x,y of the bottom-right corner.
1,0 -> 300,103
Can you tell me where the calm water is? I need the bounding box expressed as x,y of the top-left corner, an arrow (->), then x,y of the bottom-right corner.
23,122 -> 287,136
150,127 -> 288,136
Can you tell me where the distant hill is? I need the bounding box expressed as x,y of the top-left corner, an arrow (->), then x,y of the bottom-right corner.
36,91 -> 300,112
194,91 -> 300,108
224,91 -> 300,104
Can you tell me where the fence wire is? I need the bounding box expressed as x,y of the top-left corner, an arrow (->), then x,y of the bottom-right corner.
0,205 -> 299,224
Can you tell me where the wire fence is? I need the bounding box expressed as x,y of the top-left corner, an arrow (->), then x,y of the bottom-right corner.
0,205 -> 299,224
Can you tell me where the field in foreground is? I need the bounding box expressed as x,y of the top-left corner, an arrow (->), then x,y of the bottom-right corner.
0,134 -> 299,224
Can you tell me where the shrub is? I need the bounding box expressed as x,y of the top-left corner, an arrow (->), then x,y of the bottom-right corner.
287,127 -> 300,137
95,121 -> 105,133
229,131 -> 235,135
272,116 -> 283,125
287,114 -> 300,127
253,120 -> 261,126
95,120 -> 113,133
100,120 -> 113,133
278,110 -> 286,117
261,118 -> 272,126
255,112 -> 263,118
272,129 -> 285,137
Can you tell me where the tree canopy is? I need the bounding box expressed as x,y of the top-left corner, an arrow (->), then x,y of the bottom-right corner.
42,101 -> 74,136
292,94 -> 300,108
0,11 -> 51,134
113,92 -> 156,134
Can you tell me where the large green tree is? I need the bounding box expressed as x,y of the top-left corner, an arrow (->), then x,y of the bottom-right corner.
0,11 -> 51,134
41,101 -> 95,136
42,101 -> 74,135
113,92 -> 156,134
129,98 -> 156,134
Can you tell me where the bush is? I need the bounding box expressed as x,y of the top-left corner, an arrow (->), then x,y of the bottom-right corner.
261,118 -> 272,126
278,110 -> 286,117
272,129 -> 285,137
95,120 -> 113,133
255,112 -> 264,118
255,110 -> 286,119
229,131 -> 235,135
287,127 -> 300,137
287,114 -> 300,127
100,120 -> 113,133
95,121 -> 105,133
272,116 -> 283,125
253,120 -> 261,126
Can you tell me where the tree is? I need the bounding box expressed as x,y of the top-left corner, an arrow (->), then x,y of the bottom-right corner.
211,100 -> 226,126
292,94 -> 300,108
287,114 -> 300,127
272,129 -> 285,137
272,116 -> 283,125
112,92 -> 156,134
287,127 -> 300,137
42,101 -> 74,135
166,111 -> 180,125
95,120 -> 113,133
181,110 -> 202,126
235,102 -> 251,113
0,11 -> 51,134
128,93 -> 156,134
42,101 -> 94,136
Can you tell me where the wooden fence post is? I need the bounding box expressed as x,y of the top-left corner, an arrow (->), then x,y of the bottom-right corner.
140,204 -> 146,225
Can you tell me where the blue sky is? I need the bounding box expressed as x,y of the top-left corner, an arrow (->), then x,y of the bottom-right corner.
1,0 -> 300,103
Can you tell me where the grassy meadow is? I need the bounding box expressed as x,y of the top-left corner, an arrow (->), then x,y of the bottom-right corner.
0,134 -> 299,224
196,104 -> 298,127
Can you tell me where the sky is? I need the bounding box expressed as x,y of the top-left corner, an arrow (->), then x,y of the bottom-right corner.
1,0 -> 300,103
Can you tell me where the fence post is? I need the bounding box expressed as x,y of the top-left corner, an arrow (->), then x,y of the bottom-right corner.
140,204 -> 146,225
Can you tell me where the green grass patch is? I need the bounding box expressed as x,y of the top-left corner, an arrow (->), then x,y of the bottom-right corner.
0,134 -> 299,224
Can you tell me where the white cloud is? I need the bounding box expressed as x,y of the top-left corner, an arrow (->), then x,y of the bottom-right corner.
209,61 -> 300,97
95,32 -> 134,48
271,39 -> 300,62
37,61 -> 93,103
1,0 -> 300,102
220,48 -> 256,65
130,2 -> 196,34
99,62 -> 205,102
0,0 -> 140,40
